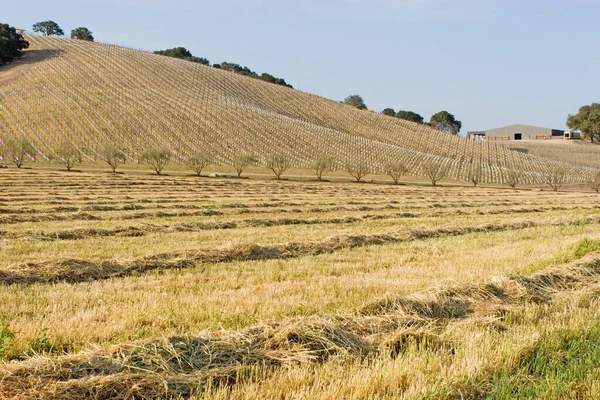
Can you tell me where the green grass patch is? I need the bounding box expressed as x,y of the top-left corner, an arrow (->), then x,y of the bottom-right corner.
487,324 -> 600,399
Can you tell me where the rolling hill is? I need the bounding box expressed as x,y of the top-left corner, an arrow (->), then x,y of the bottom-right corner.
0,35 -> 594,184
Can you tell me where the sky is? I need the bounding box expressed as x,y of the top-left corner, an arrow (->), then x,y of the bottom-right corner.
4,0 -> 600,135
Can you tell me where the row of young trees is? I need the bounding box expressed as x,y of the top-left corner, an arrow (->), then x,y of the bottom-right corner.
0,138 -> 591,191
153,47 -> 293,88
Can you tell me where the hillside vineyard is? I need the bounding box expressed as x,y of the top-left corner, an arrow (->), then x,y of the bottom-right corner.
0,35 -> 593,183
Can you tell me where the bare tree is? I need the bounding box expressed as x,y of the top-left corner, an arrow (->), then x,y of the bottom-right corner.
101,144 -> 126,174
587,171 -> 600,193
312,155 -> 333,181
186,152 -> 213,176
422,159 -> 447,186
232,154 -> 256,178
385,161 -> 408,184
505,169 -> 522,189
546,165 -> 567,192
55,142 -> 82,171
468,163 -> 483,187
140,148 -> 171,175
1,138 -> 35,168
345,160 -> 370,182
267,153 -> 291,180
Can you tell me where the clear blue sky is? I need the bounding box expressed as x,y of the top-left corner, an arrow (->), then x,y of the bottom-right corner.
5,0 -> 600,135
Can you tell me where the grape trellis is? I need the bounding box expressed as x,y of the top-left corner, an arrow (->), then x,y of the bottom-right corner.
0,35 -> 595,184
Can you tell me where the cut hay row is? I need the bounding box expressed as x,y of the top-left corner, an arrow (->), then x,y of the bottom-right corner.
2,205 -> 599,242
8,217 -> 600,286
3,252 -> 600,400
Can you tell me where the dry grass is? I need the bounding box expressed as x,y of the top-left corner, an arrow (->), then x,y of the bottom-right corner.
2,168 -> 600,398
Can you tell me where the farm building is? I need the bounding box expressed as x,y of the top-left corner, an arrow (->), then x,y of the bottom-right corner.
467,124 -> 565,141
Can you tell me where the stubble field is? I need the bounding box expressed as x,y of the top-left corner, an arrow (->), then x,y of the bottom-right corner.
2,167 -> 600,399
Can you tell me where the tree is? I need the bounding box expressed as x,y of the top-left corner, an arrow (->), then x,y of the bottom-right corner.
1,138 -> 35,168
422,159 -> 447,186
345,160 -> 370,182
343,95 -> 367,110
232,154 -> 256,178
186,152 -> 213,176
468,163 -> 483,187
505,169 -> 523,189
312,155 -> 333,181
55,142 -> 82,171
567,103 -> 600,143
266,153 -> 291,180
0,24 -> 29,66
382,108 -> 396,117
385,161 -> 408,184
430,111 -> 462,135
101,144 -> 126,173
546,165 -> 567,192
70,27 -> 94,41
154,47 -> 210,65
586,171 -> 600,193
140,148 -> 171,175
396,110 -> 424,124
32,21 -> 64,36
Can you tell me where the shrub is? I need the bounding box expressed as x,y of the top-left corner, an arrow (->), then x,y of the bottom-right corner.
140,148 -> 171,175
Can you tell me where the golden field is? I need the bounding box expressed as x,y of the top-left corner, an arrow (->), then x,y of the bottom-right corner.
2,165 -> 600,399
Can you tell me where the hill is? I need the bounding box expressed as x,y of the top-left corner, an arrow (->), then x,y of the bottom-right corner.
498,139 -> 600,169
0,35 -> 595,184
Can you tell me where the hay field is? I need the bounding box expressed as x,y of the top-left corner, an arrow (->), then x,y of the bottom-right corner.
3,167 -> 600,399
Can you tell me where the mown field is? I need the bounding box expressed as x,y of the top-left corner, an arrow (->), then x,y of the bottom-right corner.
2,167 -> 600,399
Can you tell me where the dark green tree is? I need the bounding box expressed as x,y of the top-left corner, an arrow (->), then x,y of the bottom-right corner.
567,103 -> 600,143
70,27 -> 94,41
344,95 -> 367,110
382,108 -> 396,117
32,21 -> 64,36
0,24 -> 29,66
430,111 -> 462,134
396,110 -> 424,124
154,47 -> 209,65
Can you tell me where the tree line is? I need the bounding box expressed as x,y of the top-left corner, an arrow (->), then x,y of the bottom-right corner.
343,95 -> 462,135
1,138 -> 590,192
153,46 -> 293,88
31,21 -> 94,41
